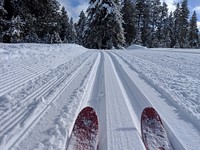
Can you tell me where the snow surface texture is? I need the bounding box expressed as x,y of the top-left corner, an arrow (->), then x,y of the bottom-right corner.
0,44 -> 200,150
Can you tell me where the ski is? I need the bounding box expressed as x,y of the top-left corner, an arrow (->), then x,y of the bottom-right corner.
67,106 -> 99,150
141,107 -> 173,150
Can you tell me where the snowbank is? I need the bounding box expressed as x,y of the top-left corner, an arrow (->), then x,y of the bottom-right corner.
127,44 -> 147,50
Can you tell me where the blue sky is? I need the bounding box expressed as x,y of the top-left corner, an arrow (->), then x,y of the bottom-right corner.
58,0 -> 200,28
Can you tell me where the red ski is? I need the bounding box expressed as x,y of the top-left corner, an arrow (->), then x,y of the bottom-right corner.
67,106 -> 99,150
141,107 -> 173,150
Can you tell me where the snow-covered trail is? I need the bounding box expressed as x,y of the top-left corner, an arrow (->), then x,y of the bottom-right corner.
110,50 -> 200,150
102,52 -> 145,150
1,44 -> 200,150
87,51 -> 200,150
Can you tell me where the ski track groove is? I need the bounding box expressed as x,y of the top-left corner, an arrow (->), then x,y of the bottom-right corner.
0,51 -> 91,117
0,51 -> 95,149
5,52 -> 98,150
0,57 -> 85,127
65,51 -> 101,150
1,47 -> 199,150
114,51 -> 200,129
84,52 -> 108,150
109,51 -> 187,150
103,52 -> 145,150
0,65 -> 51,94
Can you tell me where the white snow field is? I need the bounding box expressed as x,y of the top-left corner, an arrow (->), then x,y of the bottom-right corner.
0,44 -> 200,150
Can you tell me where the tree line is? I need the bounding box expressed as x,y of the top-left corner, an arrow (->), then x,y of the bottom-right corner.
0,0 -> 199,49
0,0 -> 76,43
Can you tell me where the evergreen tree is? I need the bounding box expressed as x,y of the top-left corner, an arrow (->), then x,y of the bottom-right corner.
135,0 -> 150,46
173,2 -> 181,47
146,0 -> 162,47
0,1 -> 7,42
83,0 -> 125,49
188,11 -> 199,48
157,2 -> 170,47
4,15 -> 25,43
38,0 -> 61,42
68,18 -> 77,43
179,0 -> 189,48
166,12 -> 174,48
76,11 -> 86,45
2,0 -> 63,43
121,0 -> 136,47
59,6 -> 70,43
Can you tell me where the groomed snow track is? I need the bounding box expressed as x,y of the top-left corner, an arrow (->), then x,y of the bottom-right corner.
69,51 -> 199,150
1,48 -> 200,150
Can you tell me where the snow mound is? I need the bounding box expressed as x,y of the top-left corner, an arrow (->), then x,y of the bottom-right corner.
127,44 -> 147,50
0,43 -> 87,63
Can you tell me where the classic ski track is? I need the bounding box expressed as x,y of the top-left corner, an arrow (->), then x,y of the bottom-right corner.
0,51 -> 92,123
0,52 -> 95,150
0,52 -> 86,95
8,53 -> 99,150
102,52 -> 145,150
0,64 -> 51,95
64,51 -> 102,150
109,52 -> 187,149
0,50 -> 84,94
5,52 -> 98,150
83,51 -> 107,150
113,50 -> 200,149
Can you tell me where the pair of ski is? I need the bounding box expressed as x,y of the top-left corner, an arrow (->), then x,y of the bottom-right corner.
67,107 -> 173,150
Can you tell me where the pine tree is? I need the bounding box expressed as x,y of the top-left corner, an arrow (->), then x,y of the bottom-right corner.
4,15 -> 25,43
59,6 -> 70,43
167,12 -> 175,47
68,18 -> 77,43
121,0 -> 136,47
147,0 -> 162,47
39,0 -> 61,42
179,0 -> 189,48
0,1 -> 7,42
157,2 -> 170,47
76,11 -> 86,45
188,11 -> 199,48
83,0 -> 125,49
135,0 -> 150,46
173,2 -> 181,47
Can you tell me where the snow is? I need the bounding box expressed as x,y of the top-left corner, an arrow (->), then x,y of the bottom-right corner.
127,44 -> 147,49
0,44 -> 200,150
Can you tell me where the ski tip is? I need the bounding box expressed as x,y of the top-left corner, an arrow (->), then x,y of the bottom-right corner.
141,107 -> 163,126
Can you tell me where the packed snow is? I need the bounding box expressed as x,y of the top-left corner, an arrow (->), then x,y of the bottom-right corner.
0,44 -> 200,150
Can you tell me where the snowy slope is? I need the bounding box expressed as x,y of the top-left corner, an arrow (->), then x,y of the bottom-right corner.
0,44 -> 200,150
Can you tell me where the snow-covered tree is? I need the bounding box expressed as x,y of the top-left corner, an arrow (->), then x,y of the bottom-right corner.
121,0 -> 136,47
51,31 -> 62,43
179,0 -> 189,48
76,11 -> 86,45
59,6 -> 70,43
4,16 -> 25,43
67,18 -> 77,43
0,1 -> 7,42
157,2 -> 170,48
172,2 -> 181,47
147,0 -> 163,47
135,0 -> 151,46
83,0 -> 125,49
188,11 -> 199,48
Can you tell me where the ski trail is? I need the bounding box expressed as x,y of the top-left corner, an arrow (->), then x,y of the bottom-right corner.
108,52 -> 151,132
3,52 -> 98,150
110,51 -> 200,150
103,52 -> 145,150
86,52 -> 108,149
66,51 -> 101,149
